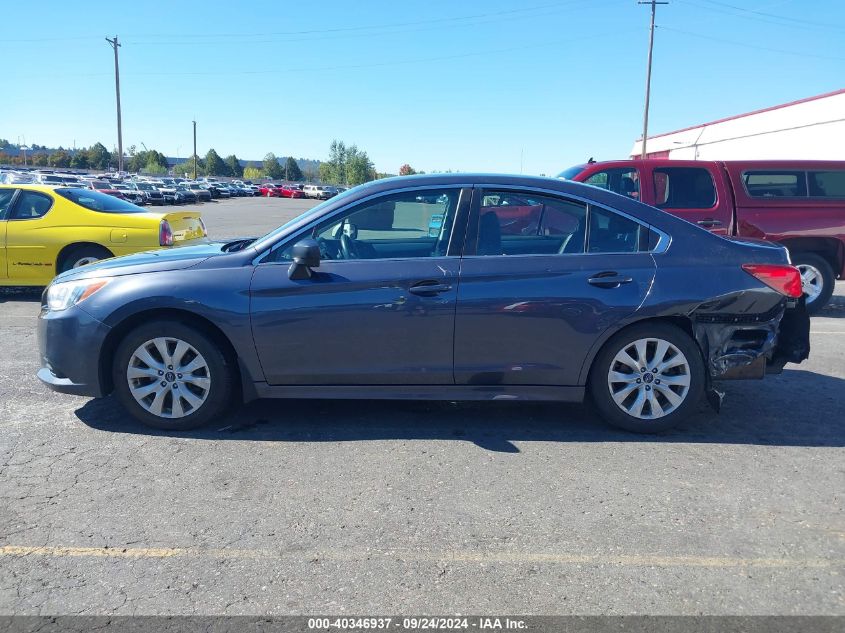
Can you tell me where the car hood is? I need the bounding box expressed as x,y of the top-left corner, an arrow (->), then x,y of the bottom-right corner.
53,242 -> 226,283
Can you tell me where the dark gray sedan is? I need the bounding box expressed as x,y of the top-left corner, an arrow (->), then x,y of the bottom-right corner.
37,174 -> 810,433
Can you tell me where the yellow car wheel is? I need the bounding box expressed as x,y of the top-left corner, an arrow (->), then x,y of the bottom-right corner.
58,245 -> 113,274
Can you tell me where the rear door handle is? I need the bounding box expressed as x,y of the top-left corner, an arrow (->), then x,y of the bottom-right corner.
409,281 -> 453,296
587,272 -> 634,289
697,218 -> 723,228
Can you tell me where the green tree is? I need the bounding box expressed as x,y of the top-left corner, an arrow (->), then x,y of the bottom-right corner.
283,156 -> 303,181
345,145 -> 375,186
31,153 -> 49,167
173,155 -> 204,178
243,166 -> 264,181
84,143 -> 111,171
144,160 -> 167,175
48,150 -> 71,168
318,162 -> 334,184
70,152 -> 89,169
224,154 -> 243,178
205,149 -> 228,176
325,140 -> 347,184
263,153 -> 283,180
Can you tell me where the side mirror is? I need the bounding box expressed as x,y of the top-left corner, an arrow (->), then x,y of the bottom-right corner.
288,239 -> 321,280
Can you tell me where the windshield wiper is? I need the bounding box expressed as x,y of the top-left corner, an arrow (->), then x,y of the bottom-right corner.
221,238 -> 257,252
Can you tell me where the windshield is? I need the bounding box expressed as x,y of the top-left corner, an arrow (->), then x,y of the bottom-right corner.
250,186 -> 360,252
137,183 -> 154,190
557,164 -> 588,180
55,188 -> 148,213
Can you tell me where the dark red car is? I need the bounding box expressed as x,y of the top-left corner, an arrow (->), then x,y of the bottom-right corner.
89,180 -> 127,200
561,159 -> 845,313
280,185 -> 305,199
259,183 -> 283,197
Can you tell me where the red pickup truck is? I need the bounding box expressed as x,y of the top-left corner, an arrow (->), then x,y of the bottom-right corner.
560,159 -> 845,313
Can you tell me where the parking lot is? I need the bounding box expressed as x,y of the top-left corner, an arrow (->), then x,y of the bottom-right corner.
0,196 -> 843,615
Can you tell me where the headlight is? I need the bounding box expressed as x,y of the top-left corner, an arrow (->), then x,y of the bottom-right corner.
45,279 -> 110,311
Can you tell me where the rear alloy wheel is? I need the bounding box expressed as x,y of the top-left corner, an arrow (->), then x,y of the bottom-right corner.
58,245 -> 112,273
113,321 -> 233,430
590,323 -> 704,433
793,253 -> 834,315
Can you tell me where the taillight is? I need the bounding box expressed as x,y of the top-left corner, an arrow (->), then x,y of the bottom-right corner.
159,220 -> 173,246
742,263 -> 803,298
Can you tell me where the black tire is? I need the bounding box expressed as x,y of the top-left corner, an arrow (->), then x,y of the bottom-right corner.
589,322 -> 705,433
58,244 -> 113,274
112,320 -> 234,430
792,253 -> 835,315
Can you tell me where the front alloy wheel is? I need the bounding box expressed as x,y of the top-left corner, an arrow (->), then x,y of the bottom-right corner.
113,320 -> 233,430
127,337 -> 211,418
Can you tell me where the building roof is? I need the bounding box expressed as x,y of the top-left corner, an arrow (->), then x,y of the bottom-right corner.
642,87 -> 845,142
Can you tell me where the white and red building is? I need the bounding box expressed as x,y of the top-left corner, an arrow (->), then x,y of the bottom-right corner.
630,88 -> 845,160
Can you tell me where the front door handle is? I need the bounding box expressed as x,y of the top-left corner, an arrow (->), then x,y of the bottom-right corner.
409,281 -> 453,296
587,272 -> 634,289
697,218 -> 723,228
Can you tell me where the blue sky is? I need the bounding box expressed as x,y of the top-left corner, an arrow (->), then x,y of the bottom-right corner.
2,0 -> 843,175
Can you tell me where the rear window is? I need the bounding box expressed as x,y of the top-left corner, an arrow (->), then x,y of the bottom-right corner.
653,167 -> 717,209
743,171 -> 806,198
809,171 -> 845,198
55,188 -> 147,213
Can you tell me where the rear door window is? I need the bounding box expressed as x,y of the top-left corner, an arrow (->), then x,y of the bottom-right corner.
0,189 -> 17,220
584,168 -> 641,200
587,207 -> 642,254
808,171 -> 845,198
9,191 -> 53,219
743,171 -> 807,198
653,167 -> 717,209
477,191 -> 587,256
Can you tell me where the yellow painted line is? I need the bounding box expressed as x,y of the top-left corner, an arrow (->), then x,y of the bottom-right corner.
0,545 -> 841,569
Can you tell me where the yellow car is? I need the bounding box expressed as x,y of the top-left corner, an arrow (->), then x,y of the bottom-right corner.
0,184 -> 207,286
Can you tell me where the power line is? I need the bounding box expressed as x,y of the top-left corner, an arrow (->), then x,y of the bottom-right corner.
659,25 -> 845,61
0,0 -> 605,43
677,0 -> 845,32
4,29 -> 627,80
696,0 -> 845,30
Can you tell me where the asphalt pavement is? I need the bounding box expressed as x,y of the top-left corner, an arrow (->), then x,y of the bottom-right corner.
0,196 -> 843,615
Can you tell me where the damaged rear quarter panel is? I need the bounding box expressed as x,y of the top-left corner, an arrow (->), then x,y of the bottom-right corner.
638,257 -> 809,381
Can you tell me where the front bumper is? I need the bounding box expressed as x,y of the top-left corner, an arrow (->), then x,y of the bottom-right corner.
37,303 -> 111,398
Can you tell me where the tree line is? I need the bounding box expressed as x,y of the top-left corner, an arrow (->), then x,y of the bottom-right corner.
1,137 -> 403,185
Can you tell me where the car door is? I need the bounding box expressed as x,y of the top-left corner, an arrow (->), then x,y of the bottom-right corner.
642,162 -> 734,235
249,186 -> 471,385
5,189 -> 56,282
454,187 -> 657,386
0,189 -> 17,279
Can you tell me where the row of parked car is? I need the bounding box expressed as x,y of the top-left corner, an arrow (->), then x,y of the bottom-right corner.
0,169 -> 349,206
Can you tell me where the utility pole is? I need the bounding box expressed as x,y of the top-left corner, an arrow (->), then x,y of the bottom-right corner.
638,1 -> 667,159
105,36 -> 123,172
192,120 -> 197,180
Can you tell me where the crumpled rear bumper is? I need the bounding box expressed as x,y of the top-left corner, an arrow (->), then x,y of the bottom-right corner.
693,297 -> 810,381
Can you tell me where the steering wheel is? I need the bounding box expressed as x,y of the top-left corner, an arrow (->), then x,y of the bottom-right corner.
340,233 -> 359,260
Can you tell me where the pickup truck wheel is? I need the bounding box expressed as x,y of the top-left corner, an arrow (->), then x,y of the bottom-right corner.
793,253 -> 834,314
589,323 -> 705,433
